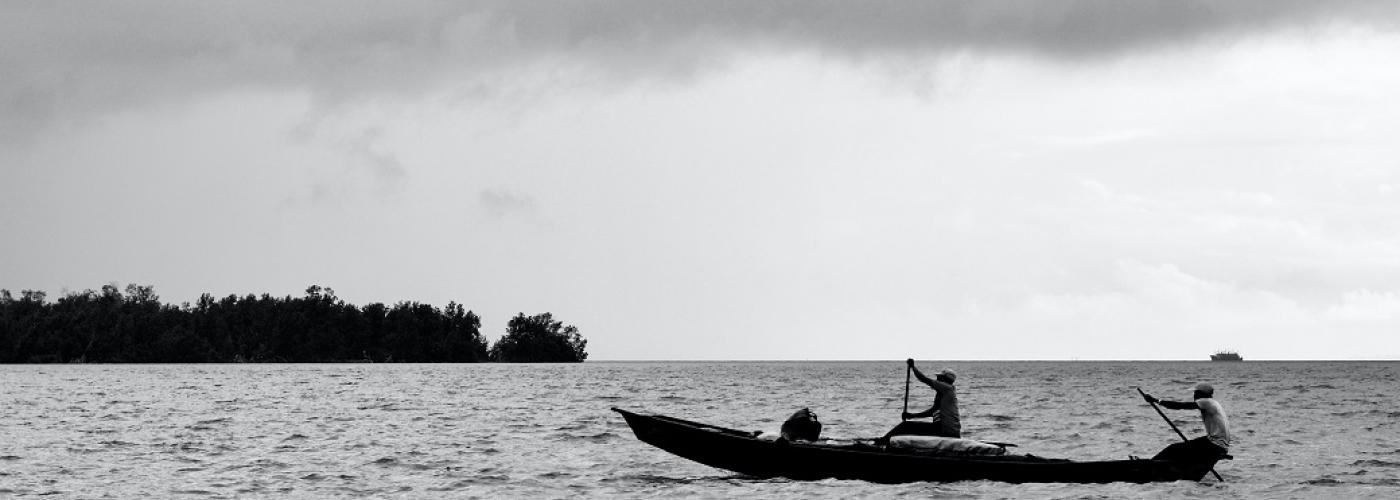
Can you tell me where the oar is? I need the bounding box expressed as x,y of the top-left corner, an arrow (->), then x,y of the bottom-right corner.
902,362 -> 911,420
1136,387 -> 1223,482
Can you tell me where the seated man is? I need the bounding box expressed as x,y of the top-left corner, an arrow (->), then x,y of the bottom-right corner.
1142,383 -> 1231,461
894,358 -> 961,439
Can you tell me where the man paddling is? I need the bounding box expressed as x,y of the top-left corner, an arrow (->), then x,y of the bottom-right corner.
1141,383 -> 1231,461
900,359 -> 961,438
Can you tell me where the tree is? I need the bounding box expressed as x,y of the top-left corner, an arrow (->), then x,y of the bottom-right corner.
489,312 -> 588,362
0,283 -> 503,363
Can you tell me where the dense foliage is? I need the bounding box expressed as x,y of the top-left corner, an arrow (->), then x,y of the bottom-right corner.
0,284 -> 576,363
489,312 -> 588,362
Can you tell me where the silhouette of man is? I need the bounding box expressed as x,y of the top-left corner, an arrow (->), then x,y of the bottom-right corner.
901,358 -> 961,438
1141,383 -> 1231,461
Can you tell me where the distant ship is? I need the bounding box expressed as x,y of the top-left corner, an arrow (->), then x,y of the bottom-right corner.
1210,351 -> 1243,362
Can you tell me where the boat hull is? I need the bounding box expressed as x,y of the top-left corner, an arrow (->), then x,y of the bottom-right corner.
613,408 -> 1220,484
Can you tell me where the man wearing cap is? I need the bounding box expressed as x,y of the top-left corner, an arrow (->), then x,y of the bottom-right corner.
901,359 -> 961,438
1141,383 -> 1231,461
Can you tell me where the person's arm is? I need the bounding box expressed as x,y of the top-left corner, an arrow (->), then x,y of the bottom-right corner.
913,368 -> 934,387
1157,399 -> 1198,410
907,361 -> 940,389
1142,393 -> 1197,410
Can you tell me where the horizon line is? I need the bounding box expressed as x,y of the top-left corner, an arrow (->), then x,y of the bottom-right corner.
585,358 -> 1398,362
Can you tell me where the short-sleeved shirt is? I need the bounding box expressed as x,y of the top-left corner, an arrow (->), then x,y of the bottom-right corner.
1195,398 -> 1231,449
927,379 -> 961,438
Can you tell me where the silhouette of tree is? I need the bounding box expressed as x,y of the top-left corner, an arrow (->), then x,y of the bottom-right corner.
489,312 -> 588,362
0,284 -> 509,363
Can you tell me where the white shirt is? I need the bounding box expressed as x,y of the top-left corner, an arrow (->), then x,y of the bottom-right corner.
1195,397 -> 1231,448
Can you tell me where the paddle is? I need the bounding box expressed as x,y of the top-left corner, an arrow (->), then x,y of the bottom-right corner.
902,362 -> 912,421
1136,386 -> 1224,482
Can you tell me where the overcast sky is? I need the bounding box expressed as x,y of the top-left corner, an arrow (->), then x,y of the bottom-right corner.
4,1 -> 1399,360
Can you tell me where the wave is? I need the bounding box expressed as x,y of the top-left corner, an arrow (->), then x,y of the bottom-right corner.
1351,459 -> 1400,468
300,473 -> 356,481
368,456 -> 458,471
604,473 -> 758,485
603,474 -> 701,485
187,417 -> 232,431
1334,409 -> 1400,418
550,431 -> 621,444
223,459 -> 289,472
442,474 -> 511,486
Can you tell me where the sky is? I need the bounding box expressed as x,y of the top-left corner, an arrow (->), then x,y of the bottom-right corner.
3,1 -> 1400,360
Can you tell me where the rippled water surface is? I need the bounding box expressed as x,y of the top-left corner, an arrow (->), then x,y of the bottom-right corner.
2,361 -> 1398,498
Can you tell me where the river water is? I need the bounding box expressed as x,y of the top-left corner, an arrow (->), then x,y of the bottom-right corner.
1,361 -> 1397,498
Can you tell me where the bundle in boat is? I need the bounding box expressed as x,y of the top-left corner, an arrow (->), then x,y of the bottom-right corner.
886,435 -> 1007,456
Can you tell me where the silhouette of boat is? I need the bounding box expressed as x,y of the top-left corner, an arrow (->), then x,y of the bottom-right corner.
612,408 -> 1226,483
1210,351 -> 1243,361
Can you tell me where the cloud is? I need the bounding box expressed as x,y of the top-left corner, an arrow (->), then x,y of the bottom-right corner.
3,1 -> 1397,143
1326,289 -> 1400,321
479,188 -> 538,219
1039,130 -> 1155,149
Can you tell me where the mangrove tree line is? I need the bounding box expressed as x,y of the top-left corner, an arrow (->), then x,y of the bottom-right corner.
0,284 -> 588,363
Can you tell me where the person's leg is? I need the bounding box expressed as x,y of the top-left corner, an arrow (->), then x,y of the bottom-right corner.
1151,441 -> 1192,461
881,420 -> 943,440
1153,437 -> 1225,461
1192,438 -> 1229,458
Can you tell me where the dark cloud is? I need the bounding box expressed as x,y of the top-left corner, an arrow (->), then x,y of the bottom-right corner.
2,0 -> 1397,142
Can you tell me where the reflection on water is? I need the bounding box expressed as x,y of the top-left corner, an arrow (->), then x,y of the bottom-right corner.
1,361 -> 1397,498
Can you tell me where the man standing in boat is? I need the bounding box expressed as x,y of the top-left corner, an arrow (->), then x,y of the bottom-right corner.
900,359 -> 961,438
1141,383 -> 1231,460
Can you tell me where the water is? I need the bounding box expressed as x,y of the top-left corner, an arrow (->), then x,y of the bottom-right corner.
1,361 -> 1397,498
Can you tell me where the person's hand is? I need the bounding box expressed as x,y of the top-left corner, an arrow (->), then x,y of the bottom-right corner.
901,411 -> 912,420
1142,393 -> 1158,404
906,358 -> 915,368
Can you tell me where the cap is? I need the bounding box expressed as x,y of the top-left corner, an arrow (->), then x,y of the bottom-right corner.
938,369 -> 957,383
1194,383 -> 1214,396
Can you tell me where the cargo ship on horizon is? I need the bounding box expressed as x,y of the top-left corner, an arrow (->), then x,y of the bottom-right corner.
1210,350 -> 1243,361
